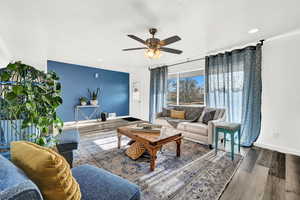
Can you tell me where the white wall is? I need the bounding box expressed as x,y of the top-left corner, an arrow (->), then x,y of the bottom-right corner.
0,35 -> 11,68
129,68 -> 150,120
255,31 -> 300,156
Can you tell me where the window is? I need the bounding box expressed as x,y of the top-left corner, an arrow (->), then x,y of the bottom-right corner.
167,70 -> 205,105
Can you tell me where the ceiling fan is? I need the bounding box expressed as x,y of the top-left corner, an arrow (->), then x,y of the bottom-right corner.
123,28 -> 182,58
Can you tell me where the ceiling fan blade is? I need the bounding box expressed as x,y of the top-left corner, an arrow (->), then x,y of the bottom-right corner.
127,35 -> 146,44
160,47 -> 182,54
160,36 -> 181,46
122,47 -> 147,51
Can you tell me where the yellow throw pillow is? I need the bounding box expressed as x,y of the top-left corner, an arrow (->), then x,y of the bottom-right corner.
11,141 -> 81,200
170,110 -> 185,119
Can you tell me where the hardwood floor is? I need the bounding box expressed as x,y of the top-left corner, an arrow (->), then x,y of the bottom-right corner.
220,146 -> 300,200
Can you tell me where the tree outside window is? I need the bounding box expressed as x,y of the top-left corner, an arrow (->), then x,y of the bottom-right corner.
167,70 -> 205,105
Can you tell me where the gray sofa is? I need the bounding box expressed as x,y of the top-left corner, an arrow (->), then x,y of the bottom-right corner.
0,155 -> 140,200
155,106 -> 226,147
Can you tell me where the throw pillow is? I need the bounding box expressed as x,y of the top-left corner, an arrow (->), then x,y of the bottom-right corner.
161,108 -> 171,117
202,110 -> 216,125
170,110 -> 185,119
11,141 -> 81,200
191,112 -> 202,122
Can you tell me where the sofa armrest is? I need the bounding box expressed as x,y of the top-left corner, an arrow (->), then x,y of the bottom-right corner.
156,112 -> 163,118
72,164 -> 140,200
207,118 -> 226,145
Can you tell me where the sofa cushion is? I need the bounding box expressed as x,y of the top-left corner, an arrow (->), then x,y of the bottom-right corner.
177,122 -> 208,136
72,164 -> 140,200
11,141 -> 81,200
0,155 -> 43,200
213,108 -> 226,120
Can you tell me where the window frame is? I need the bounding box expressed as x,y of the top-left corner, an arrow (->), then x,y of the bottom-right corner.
167,69 -> 205,106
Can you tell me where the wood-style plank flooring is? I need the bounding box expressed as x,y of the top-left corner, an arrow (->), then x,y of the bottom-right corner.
220,146 -> 300,200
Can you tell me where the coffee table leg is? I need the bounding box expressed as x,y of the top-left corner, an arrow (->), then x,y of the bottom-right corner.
148,148 -> 158,171
117,133 -> 121,149
176,139 -> 181,157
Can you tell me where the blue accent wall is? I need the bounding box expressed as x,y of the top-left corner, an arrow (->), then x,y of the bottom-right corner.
47,60 -> 129,122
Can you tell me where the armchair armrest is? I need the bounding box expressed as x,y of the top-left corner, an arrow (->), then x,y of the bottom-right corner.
208,117 -> 226,145
72,164 -> 140,200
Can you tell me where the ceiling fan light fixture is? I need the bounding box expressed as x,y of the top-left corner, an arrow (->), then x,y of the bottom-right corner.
145,49 -> 161,59
124,28 -> 182,57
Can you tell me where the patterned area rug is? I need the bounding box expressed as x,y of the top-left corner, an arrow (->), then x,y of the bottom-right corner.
74,128 -> 243,200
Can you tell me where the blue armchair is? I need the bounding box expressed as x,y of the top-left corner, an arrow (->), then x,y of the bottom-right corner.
0,155 -> 140,200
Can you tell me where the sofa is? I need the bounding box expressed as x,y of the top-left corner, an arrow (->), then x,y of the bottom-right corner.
0,155 -> 140,200
155,106 -> 226,147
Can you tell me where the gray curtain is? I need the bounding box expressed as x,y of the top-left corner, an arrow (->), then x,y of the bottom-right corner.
149,66 -> 168,122
205,44 -> 262,146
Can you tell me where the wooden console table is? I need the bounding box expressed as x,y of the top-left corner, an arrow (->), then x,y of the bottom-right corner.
117,125 -> 182,171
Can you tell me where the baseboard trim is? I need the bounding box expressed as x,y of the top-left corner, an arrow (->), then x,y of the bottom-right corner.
254,142 -> 300,156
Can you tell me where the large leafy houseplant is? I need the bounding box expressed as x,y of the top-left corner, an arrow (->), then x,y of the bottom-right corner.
0,61 -> 63,146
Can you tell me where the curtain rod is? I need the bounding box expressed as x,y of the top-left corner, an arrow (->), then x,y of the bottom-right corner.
148,57 -> 205,70
148,39 -> 264,71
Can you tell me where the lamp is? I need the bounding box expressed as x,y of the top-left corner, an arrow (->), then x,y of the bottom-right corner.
145,49 -> 161,59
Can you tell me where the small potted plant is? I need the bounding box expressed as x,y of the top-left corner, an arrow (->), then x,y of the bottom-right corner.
88,88 -> 100,105
79,97 -> 88,106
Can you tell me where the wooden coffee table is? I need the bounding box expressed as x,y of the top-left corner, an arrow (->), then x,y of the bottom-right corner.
117,125 -> 182,171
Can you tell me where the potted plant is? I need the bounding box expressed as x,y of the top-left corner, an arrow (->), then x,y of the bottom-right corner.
79,97 -> 88,106
0,61 -> 63,147
88,88 -> 100,105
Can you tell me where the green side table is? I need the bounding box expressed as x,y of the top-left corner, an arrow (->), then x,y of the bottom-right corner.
215,122 -> 241,160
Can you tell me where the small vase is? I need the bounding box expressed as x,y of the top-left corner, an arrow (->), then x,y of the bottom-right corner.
80,101 -> 87,106
90,100 -> 98,105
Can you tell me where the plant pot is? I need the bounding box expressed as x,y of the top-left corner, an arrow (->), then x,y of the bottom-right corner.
90,100 -> 98,105
1,120 -> 39,143
80,101 -> 87,106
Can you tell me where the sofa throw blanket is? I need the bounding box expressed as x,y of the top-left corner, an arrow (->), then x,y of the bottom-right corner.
165,117 -> 192,128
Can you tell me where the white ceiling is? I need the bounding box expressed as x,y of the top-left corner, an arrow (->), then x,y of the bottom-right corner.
1,0 -> 300,70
